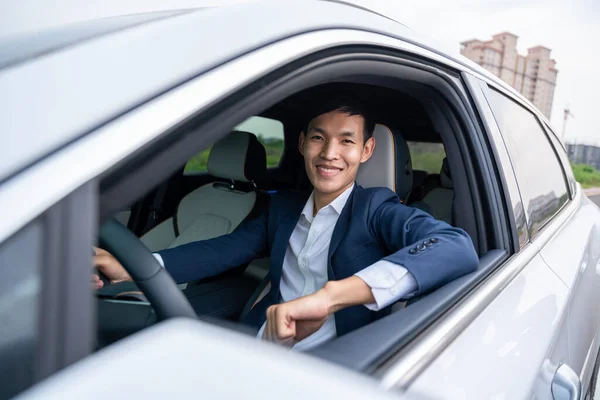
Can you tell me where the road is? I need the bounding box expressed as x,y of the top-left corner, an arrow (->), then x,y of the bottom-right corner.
589,194 -> 600,207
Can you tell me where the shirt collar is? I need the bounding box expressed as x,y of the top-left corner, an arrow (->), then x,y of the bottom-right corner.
301,183 -> 355,223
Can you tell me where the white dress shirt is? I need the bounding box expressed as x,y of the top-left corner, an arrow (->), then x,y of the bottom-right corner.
255,185 -> 417,350
155,184 -> 417,351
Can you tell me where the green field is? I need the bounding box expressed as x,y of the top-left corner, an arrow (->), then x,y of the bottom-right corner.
571,164 -> 600,188
184,136 -> 285,174
407,142 -> 446,174
186,136 -> 600,192
184,138 -> 448,176
411,152 -> 446,174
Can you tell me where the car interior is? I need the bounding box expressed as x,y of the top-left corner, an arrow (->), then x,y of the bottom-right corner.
95,74 -> 510,372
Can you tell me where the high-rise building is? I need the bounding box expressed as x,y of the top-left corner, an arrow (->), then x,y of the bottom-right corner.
460,32 -> 558,118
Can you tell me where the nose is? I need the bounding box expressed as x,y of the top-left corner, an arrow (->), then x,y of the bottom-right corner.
320,139 -> 339,160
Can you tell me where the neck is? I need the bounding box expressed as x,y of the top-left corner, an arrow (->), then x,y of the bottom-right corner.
313,181 -> 354,216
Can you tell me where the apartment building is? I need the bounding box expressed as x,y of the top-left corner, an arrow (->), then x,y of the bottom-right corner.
460,32 -> 558,118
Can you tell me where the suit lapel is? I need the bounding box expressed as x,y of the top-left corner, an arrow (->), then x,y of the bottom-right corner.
327,184 -> 357,279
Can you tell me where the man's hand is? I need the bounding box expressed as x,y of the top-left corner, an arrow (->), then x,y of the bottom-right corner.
263,290 -> 331,346
262,276 -> 376,346
92,247 -> 132,289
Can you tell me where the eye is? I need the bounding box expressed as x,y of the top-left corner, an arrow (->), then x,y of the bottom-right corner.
310,135 -> 323,140
342,139 -> 355,144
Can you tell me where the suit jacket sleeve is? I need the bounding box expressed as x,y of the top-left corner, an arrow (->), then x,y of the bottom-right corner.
369,191 -> 478,295
156,209 -> 269,284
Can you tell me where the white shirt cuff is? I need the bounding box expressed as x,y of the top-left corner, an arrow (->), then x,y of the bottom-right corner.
153,253 -> 165,268
355,260 -> 418,311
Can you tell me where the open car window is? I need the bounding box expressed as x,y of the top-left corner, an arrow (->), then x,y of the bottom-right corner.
183,116 -> 285,175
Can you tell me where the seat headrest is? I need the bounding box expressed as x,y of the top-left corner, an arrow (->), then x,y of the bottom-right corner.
207,131 -> 266,182
440,157 -> 453,189
356,124 -> 413,201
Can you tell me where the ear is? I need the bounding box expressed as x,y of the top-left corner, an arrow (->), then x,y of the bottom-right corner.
298,131 -> 306,155
360,136 -> 375,163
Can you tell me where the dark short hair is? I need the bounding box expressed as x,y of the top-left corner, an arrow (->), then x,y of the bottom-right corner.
306,97 -> 375,143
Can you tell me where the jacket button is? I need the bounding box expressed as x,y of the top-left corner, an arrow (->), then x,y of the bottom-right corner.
417,244 -> 427,252
409,248 -> 418,254
430,237 -> 439,243
424,240 -> 433,247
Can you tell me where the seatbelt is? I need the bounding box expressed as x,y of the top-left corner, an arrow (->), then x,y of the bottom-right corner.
239,276 -> 271,322
143,182 -> 169,233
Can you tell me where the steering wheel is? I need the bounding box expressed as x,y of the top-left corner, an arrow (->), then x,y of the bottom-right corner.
98,218 -> 197,320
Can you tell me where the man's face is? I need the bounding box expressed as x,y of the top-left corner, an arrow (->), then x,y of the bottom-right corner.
299,110 -> 375,200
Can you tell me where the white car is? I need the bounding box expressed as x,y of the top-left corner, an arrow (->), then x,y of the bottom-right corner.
1,2 -> 599,400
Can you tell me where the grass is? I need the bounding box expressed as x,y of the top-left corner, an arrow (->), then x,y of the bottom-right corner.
407,142 -> 445,174
184,148 -> 211,174
571,164 -> 600,188
184,137 -> 285,175
411,152 -> 446,174
183,138 -> 450,178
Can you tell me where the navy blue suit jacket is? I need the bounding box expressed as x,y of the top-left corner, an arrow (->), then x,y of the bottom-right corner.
158,185 -> 478,336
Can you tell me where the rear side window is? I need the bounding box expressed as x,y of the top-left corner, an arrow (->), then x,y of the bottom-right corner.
486,88 -> 569,238
0,221 -> 42,398
184,116 -> 285,175
407,142 -> 446,174
544,123 -> 576,196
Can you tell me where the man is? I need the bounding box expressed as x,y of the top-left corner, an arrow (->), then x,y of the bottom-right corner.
95,97 -> 478,350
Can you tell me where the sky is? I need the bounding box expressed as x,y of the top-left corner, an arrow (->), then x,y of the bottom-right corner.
356,0 -> 600,146
1,0 -> 598,146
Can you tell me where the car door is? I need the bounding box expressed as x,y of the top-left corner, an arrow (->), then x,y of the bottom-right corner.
480,78 -> 600,399
479,79 -> 584,400
403,73 -> 583,400
537,124 -> 600,399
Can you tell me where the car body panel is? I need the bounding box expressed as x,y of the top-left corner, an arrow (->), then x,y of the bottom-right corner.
406,250 -> 568,400
538,196 -> 600,393
17,319 -> 427,400
0,10 -> 190,70
465,72 -> 600,399
403,167 -> 600,400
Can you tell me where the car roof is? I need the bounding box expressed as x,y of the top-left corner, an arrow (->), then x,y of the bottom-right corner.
0,0 -> 505,185
0,10 -> 194,70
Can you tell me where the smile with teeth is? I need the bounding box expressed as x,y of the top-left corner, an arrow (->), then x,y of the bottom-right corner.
317,165 -> 343,176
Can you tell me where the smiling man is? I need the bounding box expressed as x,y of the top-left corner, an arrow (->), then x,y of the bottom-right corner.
95,96 -> 478,350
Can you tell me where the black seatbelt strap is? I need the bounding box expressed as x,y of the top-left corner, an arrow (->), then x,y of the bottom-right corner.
144,182 -> 169,232
172,203 -> 180,237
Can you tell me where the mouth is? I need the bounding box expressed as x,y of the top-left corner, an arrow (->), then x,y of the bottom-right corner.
316,165 -> 343,177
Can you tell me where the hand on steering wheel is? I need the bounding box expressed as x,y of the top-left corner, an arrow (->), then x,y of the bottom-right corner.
93,247 -> 131,289
97,219 -> 196,320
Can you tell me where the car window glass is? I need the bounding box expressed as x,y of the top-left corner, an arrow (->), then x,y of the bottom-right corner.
544,123 -> 576,197
184,116 -> 285,175
407,142 -> 446,174
0,221 -> 42,398
486,88 -> 569,238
